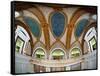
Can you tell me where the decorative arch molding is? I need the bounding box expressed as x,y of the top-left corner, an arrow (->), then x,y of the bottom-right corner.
69,47 -> 81,59
66,8 -> 87,49
15,3 -> 50,50
15,25 -> 30,42
50,41 -> 66,51
49,41 -> 68,59
32,47 -> 47,59
82,22 -> 97,54
49,48 -> 67,60
32,41 -> 47,58
66,7 -> 96,49
15,20 -> 34,56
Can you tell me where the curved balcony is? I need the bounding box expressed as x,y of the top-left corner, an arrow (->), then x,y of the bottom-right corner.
30,56 -> 84,67
30,50 -> 97,68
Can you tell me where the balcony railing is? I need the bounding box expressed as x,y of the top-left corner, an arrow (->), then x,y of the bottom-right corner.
30,57 -> 84,67
30,50 -> 97,67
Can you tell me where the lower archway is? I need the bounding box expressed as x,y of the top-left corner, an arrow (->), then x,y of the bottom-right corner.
82,25 -> 97,69
50,48 -> 66,72
51,49 -> 65,60
33,48 -> 46,73
70,47 -> 81,70
70,48 -> 81,58
34,48 -> 45,59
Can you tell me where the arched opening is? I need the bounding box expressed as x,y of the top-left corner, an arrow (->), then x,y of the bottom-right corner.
15,36 -> 25,53
15,20 -> 33,55
15,25 -> 31,54
34,48 -> 45,59
33,48 -> 46,72
70,48 -> 81,58
51,49 -> 65,60
89,36 -> 97,51
15,21 -> 34,73
66,7 -> 97,49
81,24 -> 97,69
82,23 -> 97,53
50,48 -> 66,72
69,47 -> 81,70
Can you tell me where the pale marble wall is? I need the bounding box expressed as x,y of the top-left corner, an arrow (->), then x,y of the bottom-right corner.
15,52 -> 33,73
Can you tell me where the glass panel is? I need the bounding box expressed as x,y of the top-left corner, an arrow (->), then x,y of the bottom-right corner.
35,48 -> 45,59
16,37 -> 24,53
52,49 -> 65,60
52,49 -> 64,56
89,37 -> 97,50
71,48 -> 80,58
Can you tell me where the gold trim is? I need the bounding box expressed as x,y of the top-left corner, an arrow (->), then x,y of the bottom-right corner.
27,6 -> 50,50
50,40 -> 67,53
66,8 -> 87,49
33,40 -> 47,50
